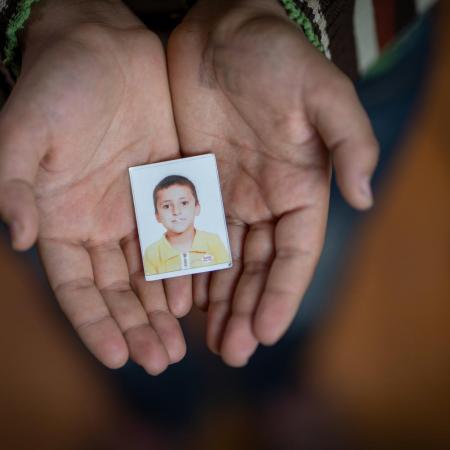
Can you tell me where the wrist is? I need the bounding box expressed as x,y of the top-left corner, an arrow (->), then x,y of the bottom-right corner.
183,0 -> 289,40
23,0 -> 140,55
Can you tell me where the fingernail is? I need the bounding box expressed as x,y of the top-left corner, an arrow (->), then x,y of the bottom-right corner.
360,178 -> 374,206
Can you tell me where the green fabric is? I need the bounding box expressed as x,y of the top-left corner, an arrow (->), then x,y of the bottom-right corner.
3,0 -> 40,75
364,16 -> 425,79
279,0 -> 325,53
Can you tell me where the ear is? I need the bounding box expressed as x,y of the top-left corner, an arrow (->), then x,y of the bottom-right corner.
195,203 -> 201,217
155,211 -> 161,223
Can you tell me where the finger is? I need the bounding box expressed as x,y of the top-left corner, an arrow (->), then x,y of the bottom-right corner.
89,241 -> 169,375
207,223 -> 246,354
307,73 -> 379,210
39,239 -> 128,369
221,222 -> 274,367
164,276 -> 193,318
253,205 -> 327,346
192,272 -> 211,311
0,111 -> 46,250
141,281 -> 187,364
122,233 -> 186,364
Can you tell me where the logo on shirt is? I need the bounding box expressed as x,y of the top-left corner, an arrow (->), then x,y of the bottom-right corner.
202,254 -> 214,263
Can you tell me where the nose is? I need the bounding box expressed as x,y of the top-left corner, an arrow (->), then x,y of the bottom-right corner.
172,204 -> 180,215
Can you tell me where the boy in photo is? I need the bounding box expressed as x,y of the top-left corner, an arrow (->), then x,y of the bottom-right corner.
144,175 -> 230,275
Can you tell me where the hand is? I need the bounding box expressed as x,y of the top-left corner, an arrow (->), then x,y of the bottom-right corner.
168,0 -> 378,366
0,0 -> 191,374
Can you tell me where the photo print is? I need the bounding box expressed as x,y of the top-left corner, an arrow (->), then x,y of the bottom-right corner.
129,154 -> 232,281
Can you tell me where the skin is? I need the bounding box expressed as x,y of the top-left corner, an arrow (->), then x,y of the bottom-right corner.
168,0 -> 379,367
155,184 -> 200,252
0,0 -> 379,372
0,0 -> 192,375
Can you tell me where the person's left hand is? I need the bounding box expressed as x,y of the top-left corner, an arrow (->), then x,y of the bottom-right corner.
168,0 -> 378,366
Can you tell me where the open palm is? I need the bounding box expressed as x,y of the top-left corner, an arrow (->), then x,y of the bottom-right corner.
0,5 -> 189,374
168,0 -> 378,366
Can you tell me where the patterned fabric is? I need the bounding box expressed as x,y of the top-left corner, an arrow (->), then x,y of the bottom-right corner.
2,0 -> 39,75
1,0 -> 38,75
0,0 -> 17,62
279,0 -> 438,78
0,0 -> 440,80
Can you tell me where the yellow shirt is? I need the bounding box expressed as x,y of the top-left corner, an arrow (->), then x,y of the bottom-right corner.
144,230 -> 231,275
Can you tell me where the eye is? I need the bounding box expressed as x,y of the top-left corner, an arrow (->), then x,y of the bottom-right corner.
162,204 -> 169,209
182,201 -> 189,206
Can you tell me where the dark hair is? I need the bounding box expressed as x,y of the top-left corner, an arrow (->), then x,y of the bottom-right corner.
153,175 -> 199,212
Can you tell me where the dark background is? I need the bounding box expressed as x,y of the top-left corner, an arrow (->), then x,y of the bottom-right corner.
1,4 -> 449,450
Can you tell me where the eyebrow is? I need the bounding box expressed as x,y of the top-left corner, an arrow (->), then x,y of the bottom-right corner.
159,196 -> 190,204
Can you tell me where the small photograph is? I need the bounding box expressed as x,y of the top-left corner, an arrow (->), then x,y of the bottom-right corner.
129,154 -> 232,281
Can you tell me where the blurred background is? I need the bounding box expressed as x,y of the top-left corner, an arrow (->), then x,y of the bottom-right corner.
1,1 -> 449,449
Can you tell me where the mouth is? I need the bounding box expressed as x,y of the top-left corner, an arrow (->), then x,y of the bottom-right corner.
171,218 -> 186,224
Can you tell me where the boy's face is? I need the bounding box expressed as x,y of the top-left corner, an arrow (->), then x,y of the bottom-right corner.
155,184 -> 200,234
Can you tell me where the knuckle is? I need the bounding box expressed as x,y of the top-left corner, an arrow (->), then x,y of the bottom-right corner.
273,111 -> 316,145
243,260 -> 270,276
54,276 -> 95,297
329,73 -> 355,96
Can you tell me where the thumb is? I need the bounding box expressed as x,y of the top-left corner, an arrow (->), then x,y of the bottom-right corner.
307,75 -> 379,210
0,110 -> 46,250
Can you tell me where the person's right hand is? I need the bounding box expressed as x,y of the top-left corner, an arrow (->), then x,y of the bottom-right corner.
0,0 -> 190,374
